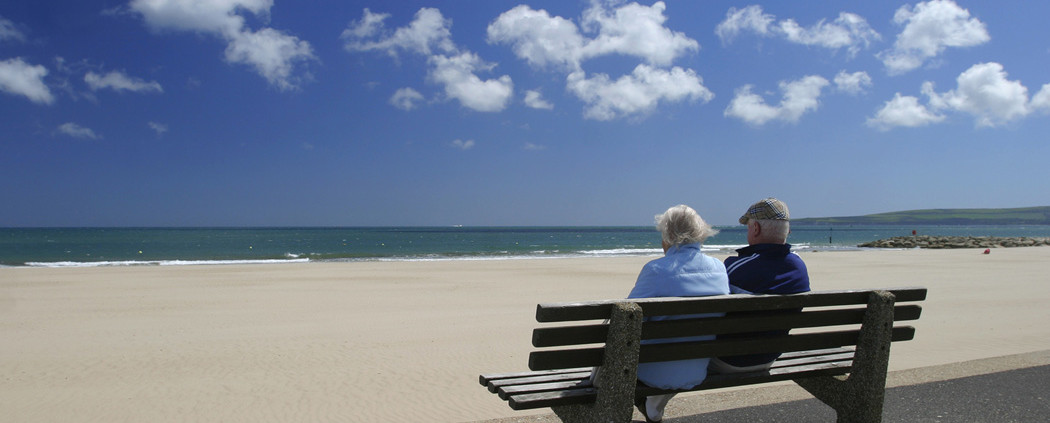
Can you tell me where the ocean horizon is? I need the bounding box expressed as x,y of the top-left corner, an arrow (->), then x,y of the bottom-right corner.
4,225 -> 1050,268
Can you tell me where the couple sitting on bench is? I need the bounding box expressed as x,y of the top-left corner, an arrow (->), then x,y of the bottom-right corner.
625,198 -> 808,422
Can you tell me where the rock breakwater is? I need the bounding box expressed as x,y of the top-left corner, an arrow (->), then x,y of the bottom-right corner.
859,235 -> 1050,249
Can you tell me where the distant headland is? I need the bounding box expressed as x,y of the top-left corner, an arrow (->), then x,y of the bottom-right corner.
793,206 -> 1050,226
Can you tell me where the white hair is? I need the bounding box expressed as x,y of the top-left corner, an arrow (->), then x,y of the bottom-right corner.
752,219 -> 790,243
655,205 -> 718,246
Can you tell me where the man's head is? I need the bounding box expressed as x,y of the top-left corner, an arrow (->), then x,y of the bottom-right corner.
739,198 -> 790,245
656,204 -> 718,250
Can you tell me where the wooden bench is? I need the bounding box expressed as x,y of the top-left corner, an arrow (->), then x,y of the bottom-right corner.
479,287 -> 927,422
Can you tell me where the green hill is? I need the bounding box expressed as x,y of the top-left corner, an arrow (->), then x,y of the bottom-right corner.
792,206 -> 1050,225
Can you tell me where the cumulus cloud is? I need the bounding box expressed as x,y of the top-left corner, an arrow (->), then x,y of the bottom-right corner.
342,8 -> 455,57
487,2 -> 708,120
577,1 -> 699,67
485,5 -> 584,71
1033,84 -> 1050,112
877,0 -> 989,75
148,121 -> 168,135
344,7 -> 513,112
714,5 -> 773,42
867,93 -> 945,130
85,70 -> 163,93
524,89 -> 553,110
0,58 -> 54,104
56,122 -> 101,139
429,52 -> 513,113
716,5 -> 879,57
450,139 -> 475,150
725,75 -> 830,125
869,62 -> 1046,129
223,27 -> 315,91
129,0 -> 315,90
923,62 -> 1032,127
488,1 -> 698,71
0,15 -> 26,42
389,87 -> 424,110
834,70 -> 872,95
568,65 -> 713,121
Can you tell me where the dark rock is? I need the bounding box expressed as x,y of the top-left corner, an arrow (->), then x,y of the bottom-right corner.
858,236 -> 1050,249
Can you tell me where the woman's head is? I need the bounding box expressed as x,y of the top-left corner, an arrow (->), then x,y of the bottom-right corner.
655,205 -> 718,247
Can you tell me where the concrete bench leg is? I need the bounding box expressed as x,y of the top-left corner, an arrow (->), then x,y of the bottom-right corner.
795,290 -> 895,423
552,302 -> 643,423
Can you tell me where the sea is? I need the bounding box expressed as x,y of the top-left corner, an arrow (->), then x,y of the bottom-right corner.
3,225 -> 1050,268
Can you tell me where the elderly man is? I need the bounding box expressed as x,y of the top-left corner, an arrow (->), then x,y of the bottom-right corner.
710,197 -> 811,374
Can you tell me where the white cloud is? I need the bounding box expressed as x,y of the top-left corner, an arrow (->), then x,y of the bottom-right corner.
725,75 -> 829,125
148,121 -> 168,135
867,93 -> 945,130
878,0 -> 989,75
715,5 -> 774,43
1032,84 -> 1050,112
224,27 -> 315,91
524,89 -> 553,110
389,87 -> 424,110
85,70 -> 163,93
56,122 -> 101,139
524,142 -> 546,151
0,15 -> 26,42
716,6 -> 879,57
130,0 -> 315,90
834,70 -> 872,95
130,0 -> 271,34
0,58 -> 54,104
578,1 -> 699,67
488,2 -> 707,120
567,65 -> 713,121
344,8 -> 513,113
429,52 -> 513,113
486,5 -> 584,71
868,62 -> 1042,129
342,8 -> 455,57
488,1 -> 698,71
450,139 -> 475,150
923,62 -> 1031,127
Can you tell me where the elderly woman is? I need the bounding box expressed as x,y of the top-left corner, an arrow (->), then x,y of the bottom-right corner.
628,204 -> 729,422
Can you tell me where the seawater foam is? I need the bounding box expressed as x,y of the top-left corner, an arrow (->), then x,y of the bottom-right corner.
26,258 -> 310,268
580,248 -> 662,256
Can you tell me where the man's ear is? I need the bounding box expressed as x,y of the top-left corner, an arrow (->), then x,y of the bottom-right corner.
750,221 -> 761,236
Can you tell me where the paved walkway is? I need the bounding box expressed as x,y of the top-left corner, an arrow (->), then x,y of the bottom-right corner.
679,364 -> 1050,422
474,350 -> 1050,423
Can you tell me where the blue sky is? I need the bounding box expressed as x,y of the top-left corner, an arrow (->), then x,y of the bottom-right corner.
1,0 -> 1048,227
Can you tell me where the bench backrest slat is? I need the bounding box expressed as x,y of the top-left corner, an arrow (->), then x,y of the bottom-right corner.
528,326 -> 916,370
532,304 -> 923,347
535,287 -> 927,322
526,288 -> 926,372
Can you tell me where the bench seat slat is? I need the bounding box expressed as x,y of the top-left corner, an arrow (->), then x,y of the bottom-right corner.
508,387 -> 597,410
498,378 -> 591,400
505,349 -> 857,410
496,348 -> 857,401
479,367 -> 590,386
486,371 -> 591,393
634,355 -> 854,397
536,287 -> 926,322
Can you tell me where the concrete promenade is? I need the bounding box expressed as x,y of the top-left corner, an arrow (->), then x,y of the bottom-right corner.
476,349 -> 1050,423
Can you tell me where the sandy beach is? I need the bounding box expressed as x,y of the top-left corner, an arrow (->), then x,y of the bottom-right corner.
3,247 -> 1050,422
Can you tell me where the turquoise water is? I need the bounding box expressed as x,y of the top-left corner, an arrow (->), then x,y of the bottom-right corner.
3,225 -> 1049,267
